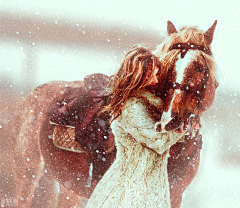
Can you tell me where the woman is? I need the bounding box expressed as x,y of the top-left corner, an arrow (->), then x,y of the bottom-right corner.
86,45 -> 186,208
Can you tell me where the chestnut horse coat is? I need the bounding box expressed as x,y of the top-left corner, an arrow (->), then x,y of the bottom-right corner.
86,89 -> 186,208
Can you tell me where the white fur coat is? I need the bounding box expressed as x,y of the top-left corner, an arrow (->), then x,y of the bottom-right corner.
86,89 -> 185,208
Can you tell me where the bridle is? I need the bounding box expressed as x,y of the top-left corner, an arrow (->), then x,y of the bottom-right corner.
170,43 -> 212,58
169,43 -> 212,130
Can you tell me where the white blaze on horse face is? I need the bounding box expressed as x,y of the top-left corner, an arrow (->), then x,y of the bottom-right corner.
175,52 -> 193,84
160,93 -> 178,132
160,51 -> 196,132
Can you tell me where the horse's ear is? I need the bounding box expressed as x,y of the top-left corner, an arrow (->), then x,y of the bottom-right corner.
167,21 -> 177,36
204,20 -> 217,45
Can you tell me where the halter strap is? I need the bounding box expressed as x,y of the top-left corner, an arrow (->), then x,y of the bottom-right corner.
194,54 -> 209,109
170,43 -> 212,58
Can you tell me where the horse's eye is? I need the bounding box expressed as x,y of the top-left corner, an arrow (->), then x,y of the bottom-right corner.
196,66 -> 203,72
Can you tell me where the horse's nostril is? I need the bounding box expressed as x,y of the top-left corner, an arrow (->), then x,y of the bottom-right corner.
156,123 -> 162,132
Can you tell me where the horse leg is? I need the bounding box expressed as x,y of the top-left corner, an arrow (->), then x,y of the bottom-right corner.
56,183 -> 88,208
168,139 -> 201,208
11,108 -> 46,207
11,156 -> 45,207
30,168 -> 61,207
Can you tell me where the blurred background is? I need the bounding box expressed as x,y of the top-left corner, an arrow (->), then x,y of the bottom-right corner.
0,0 -> 240,207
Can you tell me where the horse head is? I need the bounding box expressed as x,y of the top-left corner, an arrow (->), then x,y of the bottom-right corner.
154,20 -> 218,133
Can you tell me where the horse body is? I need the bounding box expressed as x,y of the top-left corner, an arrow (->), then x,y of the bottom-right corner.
10,21 -> 218,208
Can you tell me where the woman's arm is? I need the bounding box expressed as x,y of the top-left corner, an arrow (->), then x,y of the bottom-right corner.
120,98 -> 185,155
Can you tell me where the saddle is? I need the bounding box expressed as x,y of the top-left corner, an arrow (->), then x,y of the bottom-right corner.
47,73 -> 113,148
47,73 -> 115,186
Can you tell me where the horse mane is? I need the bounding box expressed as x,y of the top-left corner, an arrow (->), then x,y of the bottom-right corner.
155,26 -> 210,55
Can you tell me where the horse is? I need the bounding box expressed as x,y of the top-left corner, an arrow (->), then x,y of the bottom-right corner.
10,21 -> 218,208
153,20 -> 218,207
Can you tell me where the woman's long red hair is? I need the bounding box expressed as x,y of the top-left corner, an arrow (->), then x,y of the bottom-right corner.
102,44 -> 161,123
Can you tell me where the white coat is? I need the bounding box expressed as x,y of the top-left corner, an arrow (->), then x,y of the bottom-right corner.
86,89 -> 185,208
